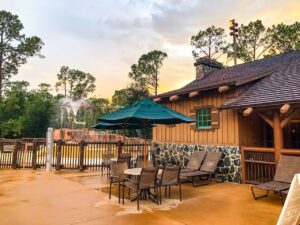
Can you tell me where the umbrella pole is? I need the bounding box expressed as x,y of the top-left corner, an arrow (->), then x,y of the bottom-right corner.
143,128 -> 147,168
123,126 -> 126,155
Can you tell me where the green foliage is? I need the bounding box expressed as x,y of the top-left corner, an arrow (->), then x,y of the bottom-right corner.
233,20 -> 272,62
0,81 -> 29,137
191,26 -> 228,60
22,89 -> 55,137
83,97 -> 111,128
112,83 -> 149,107
268,22 -> 300,55
0,10 -> 44,98
55,66 -> 96,98
128,50 -> 167,96
0,81 -> 55,138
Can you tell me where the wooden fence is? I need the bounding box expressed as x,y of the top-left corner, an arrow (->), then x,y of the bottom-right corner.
241,146 -> 300,184
0,139 -> 152,171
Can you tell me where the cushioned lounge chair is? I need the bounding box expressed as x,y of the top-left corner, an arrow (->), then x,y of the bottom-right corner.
181,151 -> 222,186
251,155 -> 300,201
180,151 -> 206,173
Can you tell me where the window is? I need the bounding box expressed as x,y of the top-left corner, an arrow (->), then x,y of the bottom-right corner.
197,108 -> 212,129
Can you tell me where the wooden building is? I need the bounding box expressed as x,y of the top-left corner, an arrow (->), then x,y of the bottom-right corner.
152,50 -> 300,183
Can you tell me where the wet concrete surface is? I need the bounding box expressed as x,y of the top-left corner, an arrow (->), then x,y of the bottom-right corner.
0,169 -> 282,225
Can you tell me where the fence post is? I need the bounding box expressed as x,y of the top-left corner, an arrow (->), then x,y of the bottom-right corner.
56,140 -> 62,170
79,140 -> 85,171
12,140 -> 19,169
32,140 -> 38,169
117,140 -> 123,156
241,146 -> 246,184
46,128 -> 54,171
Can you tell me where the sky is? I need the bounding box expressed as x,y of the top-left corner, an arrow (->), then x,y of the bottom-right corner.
1,0 -> 300,98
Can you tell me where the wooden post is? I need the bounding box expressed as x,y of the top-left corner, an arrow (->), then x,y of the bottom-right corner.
241,146 -> 246,184
12,140 -> 19,169
273,110 -> 283,165
79,140 -> 85,171
117,140 -> 123,156
32,140 -> 38,170
56,140 -> 62,170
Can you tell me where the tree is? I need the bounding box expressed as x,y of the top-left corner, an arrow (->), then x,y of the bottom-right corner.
55,66 -> 69,97
268,22 -> 300,55
0,10 -> 44,99
69,69 -> 96,98
191,26 -> 228,60
112,83 -> 149,107
55,66 -> 96,98
128,50 -> 167,96
84,97 -> 111,127
22,86 -> 55,137
0,81 -> 29,137
231,20 -> 272,62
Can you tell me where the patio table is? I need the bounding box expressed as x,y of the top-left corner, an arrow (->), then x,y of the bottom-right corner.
124,168 -> 162,176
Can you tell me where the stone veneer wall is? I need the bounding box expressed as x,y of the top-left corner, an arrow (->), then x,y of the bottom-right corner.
153,143 -> 241,183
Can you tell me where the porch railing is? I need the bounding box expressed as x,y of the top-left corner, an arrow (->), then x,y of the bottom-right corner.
0,138 -> 152,171
241,146 -> 300,184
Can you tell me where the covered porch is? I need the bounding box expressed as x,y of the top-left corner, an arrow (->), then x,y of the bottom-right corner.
237,104 -> 300,184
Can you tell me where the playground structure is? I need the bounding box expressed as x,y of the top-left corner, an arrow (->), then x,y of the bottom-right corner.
58,98 -> 96,142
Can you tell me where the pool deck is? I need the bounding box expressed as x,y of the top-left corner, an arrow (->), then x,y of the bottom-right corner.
0,169 -> 282,225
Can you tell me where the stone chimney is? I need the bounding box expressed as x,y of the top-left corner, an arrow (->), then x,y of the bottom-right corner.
194,57 -> 223,80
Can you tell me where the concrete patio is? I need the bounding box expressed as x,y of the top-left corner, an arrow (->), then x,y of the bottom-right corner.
0,169 -> 282,225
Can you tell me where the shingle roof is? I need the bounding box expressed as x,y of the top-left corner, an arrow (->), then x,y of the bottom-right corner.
220,52 -> 300,109
154,50 -> 300,102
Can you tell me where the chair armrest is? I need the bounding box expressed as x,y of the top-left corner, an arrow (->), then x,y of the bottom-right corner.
123,178 -> 138,184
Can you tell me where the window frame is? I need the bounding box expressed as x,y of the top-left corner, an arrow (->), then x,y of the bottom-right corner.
196,107 -> 212,129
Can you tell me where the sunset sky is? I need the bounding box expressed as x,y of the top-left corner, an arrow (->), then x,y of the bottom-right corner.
2,0 -> 300,98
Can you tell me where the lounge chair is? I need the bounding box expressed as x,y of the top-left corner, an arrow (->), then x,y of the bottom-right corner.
158,166 -> 182,203
279,189 -> 289,204
180,151 -> 206,173
180,151 -> 222,187
251,155 -> 300,201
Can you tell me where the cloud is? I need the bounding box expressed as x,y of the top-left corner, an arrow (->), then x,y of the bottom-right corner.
2,0 -> 300,98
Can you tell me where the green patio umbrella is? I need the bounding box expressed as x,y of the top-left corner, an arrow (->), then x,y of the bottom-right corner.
91,121 -> 154,130
99,98 -> 195,125
98,98 -> 195,167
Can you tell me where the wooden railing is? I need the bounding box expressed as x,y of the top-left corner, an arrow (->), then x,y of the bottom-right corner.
0,139 -> 152,171
241,147 -> 276,184
241,147 -> 300,184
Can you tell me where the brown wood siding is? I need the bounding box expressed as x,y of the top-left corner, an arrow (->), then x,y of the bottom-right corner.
238,113 -> 265,147
153,90 -> 240,146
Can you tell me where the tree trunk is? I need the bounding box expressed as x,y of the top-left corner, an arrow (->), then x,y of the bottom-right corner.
0,32 -> 3,100
155,71 -> 158,96
0,59 -> 2,100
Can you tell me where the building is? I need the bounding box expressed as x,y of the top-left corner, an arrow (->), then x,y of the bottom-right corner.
152,50 -> 300,183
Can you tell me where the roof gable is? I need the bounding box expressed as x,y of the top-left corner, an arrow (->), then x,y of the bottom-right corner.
154,50 -> 300,99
